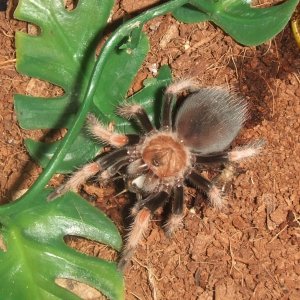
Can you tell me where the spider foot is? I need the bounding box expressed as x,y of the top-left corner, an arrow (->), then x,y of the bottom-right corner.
208,185 -> 225,209
165,78 -> 198,95
86,113 -> 129,147
164,214 -> 183,238
47,184 -> 70,201
229,139 -> 265,161
118,208 -> 151,271
47,162 -> 101,201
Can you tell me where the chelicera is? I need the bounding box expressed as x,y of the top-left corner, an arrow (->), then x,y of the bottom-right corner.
48,79 -> 262,270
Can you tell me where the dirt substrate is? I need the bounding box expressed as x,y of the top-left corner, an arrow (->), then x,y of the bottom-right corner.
0,1 -> 299,299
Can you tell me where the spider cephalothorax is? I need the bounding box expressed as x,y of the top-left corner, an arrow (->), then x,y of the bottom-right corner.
129,132 -> 190,191
48,79 -> 262,270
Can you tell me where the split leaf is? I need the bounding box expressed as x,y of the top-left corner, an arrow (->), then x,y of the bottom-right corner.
0,190 -> 123,300
173,0 -> 299,46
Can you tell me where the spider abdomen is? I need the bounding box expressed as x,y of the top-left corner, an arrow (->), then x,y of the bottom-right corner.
141,133 -> 189,179
175,87 -> 248,154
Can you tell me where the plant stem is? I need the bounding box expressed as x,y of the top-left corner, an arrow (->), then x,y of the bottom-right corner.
22,0 -> 190,201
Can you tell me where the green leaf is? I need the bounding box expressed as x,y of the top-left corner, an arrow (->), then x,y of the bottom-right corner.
91,32 -> 149,124
24,133 -> 99,174
14,0 -> 149,172
172,4 -> 210,23
173,0 -> 299,46
119,26 -> 144,50
0,190 -> 123,300
15,0 -> 114,90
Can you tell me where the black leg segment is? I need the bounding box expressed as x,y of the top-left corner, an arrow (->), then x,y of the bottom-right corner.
172,185 -> 184,215
195,152 -> 229,164
134,108 -> 154,133
161,93 -> 175,129
96,148 -> 129,169
187,171 -> 212,192
140,190 -> 170,213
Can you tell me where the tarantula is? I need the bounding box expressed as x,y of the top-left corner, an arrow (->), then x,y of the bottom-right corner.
48,79 -> 262,270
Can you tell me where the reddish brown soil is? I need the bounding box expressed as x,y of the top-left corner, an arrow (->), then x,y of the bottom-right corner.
0,1 -> 299,299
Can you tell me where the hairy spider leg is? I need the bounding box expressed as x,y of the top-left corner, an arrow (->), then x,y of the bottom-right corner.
227,140 -> 264,161
88,113 -> 140,146
142,190 -> 169,214
196,152 -> 233,164
118,190 -> 169,270
47,162 -> 102,201
165,78 -> 199,95
162,79 -> 198,129
87,113 -> 131,147
100,152 -> 131,180
187,171 -> 223,209
164,185 -> 184,237
161,92 -> 175,129
118,208 -> 151,271
194,141 -> 263,195
131,186 -> 169,214
47,148 -> 130,201
195,140 -> 264,164
117,103 -> 154,132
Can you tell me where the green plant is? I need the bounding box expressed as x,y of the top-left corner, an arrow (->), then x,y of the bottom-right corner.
0,0 -> 298,299
173,0 -> 299,45
0,191 -> 123,299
